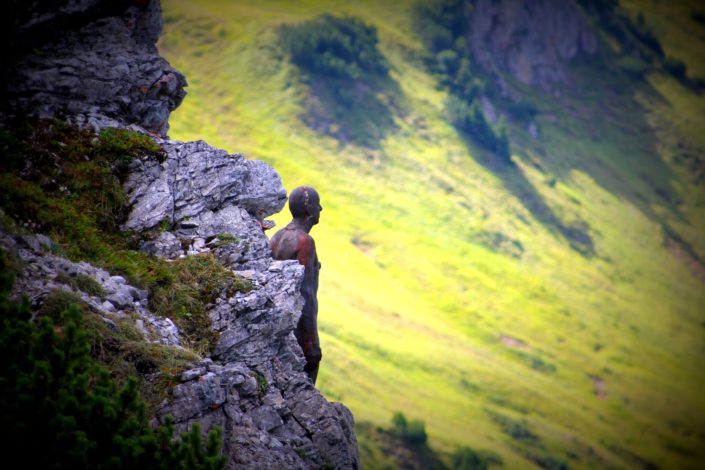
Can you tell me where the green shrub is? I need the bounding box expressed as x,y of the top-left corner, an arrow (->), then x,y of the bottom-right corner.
447,97 -> 510,161
488,411 -> 539,443
0,253 -> 226,469
627,13 -> 663,57
413,0 -> 465,53
451,447 -> 502,470
280,14 -> 388,80
436,49 -> 460,77
279,14 -> 397,147
508,349 -> 558,374
692,10 -> 705,25
149,253 -> 252,356
412,0 -> 511,159
390,411 -> 427,445
507,100 -> 538,123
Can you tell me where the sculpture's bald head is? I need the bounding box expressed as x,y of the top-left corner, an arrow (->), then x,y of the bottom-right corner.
289,186 -> 322,224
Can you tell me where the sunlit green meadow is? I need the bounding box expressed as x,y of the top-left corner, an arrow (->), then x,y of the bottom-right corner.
158,1 -> 705,467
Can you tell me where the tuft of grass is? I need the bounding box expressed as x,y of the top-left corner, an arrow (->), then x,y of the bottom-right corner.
32,287 -> 198,411
55,272 -> 106,297
149,253 -> 252,356
81,308 -> 199,411
36,288 -> 87,323
212,233 -> 241,247
253,370 -> 268,399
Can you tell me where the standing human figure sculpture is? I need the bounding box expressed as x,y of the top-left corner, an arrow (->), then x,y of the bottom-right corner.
269,186 -> 323,384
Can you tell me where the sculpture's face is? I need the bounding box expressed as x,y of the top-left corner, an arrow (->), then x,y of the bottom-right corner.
308,195 -> 323,225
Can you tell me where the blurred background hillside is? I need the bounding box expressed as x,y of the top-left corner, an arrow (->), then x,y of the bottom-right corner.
158,1 -> 705,468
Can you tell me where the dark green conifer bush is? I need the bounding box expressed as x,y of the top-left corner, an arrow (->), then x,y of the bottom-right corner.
390,411 -> 427,445
279,14 -> 398,146
0,253 -> 226,469
280,14 -> 388,80
412,0 -> 511,160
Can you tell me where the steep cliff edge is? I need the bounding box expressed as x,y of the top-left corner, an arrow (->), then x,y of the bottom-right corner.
1,1 -> 359,468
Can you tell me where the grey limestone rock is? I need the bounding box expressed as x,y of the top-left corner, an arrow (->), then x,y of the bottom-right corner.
124,139 -> 287,233
124,138 -> 286,270
4,0 -> 186,137
139,231 -> 183,259
156,259 -> 359,469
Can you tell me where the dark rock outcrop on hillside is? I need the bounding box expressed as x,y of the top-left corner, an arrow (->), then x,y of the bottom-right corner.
466,0 -> 598,93
3,0 -> 186,137
1,1 -> 359,468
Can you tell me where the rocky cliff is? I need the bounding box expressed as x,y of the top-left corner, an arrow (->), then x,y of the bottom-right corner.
3,0 -> 186,137
1,1 -> 359,468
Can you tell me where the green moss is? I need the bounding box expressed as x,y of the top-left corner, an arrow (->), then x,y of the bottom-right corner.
81,308 -> 199,411
96,127 -> 162,157
253,371 -> 268,398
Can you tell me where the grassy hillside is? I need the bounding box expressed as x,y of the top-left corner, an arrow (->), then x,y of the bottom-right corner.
158,1 -> 705,468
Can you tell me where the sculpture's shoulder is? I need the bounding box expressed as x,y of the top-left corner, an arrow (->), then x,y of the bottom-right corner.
270,226 -> 313,260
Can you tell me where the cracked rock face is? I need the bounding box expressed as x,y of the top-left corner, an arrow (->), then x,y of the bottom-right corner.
124,138 -> 288,271
124,139 -> 288,233
4,0 -> 187,137
158,261 -> 359,470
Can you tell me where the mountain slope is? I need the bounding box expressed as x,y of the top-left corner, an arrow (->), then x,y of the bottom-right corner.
158,1 -> 705,468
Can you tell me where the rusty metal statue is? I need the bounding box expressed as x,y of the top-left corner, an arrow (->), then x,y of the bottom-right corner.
269,186 -> 323,384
